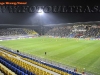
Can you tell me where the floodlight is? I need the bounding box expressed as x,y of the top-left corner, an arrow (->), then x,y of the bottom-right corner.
38,9 -> 44,15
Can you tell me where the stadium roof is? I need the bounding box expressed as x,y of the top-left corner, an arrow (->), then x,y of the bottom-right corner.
0,21 -> 100,27
44,21 -> 100,26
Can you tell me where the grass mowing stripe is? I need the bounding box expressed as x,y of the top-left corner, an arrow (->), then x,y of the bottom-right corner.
0,37 -> 100,75
64,41 -> 99,63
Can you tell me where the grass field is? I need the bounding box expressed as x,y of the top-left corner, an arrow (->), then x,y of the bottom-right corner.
0,37 -> 100,75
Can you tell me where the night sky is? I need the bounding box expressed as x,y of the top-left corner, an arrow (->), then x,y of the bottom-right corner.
0,0 -> 100,25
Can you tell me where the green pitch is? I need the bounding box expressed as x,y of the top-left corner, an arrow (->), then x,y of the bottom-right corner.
0,37 -> 100,75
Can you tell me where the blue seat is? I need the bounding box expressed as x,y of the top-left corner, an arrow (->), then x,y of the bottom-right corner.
25,74 -> 28,75
29,72 -> 33,75
21,72 -> 25,75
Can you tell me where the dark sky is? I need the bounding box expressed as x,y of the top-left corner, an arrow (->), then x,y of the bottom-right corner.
0,0 -> 100,25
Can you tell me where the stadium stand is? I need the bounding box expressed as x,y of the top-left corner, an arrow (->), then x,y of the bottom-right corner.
0,25 -> 100,38
45,25 -> 100,38
0,28 -> 39,41
85,27 -> 100,38
46,26 -> 72,37
0,62 -> 16,75
0,49 -> 59,75
0,47 -> 82,75
0,28 -> 38,36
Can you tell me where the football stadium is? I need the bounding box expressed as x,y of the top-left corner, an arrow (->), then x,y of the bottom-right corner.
0,0 -> 100,75
0,21 -> 100,75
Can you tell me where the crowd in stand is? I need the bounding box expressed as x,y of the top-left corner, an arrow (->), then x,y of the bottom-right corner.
46,26 -> 72,37
0,28 -> 38,36
0,26 -> 100,38
46,25 -> 100,38
85,27 -> 100,38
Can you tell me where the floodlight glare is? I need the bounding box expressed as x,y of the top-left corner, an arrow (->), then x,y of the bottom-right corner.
38,9 -> 44,15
